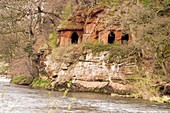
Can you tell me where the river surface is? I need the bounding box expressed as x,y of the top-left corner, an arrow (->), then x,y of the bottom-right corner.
0,78 -> 170,113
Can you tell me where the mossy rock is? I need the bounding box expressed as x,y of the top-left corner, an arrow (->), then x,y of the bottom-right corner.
11,75 -> 33,85
31,78 -> 51,89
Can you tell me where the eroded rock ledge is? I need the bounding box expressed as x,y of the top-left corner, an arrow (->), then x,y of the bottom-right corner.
33,45 -> 136,95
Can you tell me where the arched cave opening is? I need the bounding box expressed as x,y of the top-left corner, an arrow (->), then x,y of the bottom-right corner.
121,33 -> 129,44
108,31 -> 115,44
71,32 -> 79,44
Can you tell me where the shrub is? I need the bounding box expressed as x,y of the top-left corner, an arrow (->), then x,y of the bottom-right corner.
59,0 -> 73,24
23,40 -> 36,57
11,75 -> 33,85
83,41 -> 140,63
48,32 -> 58,47
31,78 -> 51,89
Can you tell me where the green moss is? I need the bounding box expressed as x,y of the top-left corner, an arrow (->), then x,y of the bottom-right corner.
11,75 -> 33,85
48,32 -> 58,47
31,78 -> 51,89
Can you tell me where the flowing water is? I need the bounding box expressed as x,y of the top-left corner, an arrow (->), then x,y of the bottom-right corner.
0,77 -> 170,113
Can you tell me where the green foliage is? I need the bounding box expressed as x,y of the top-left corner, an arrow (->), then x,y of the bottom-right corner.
63,80 -> 72,97
48,32 -> 58,47
23,40 -> 36,57
60,0 -> 73,24
51,83 -> 55,90
50,44 -> 82,64
11,75 -> 33,85
130,73 -> 160,100
143,0 -> 151,7
31,78 -> 51,89
84,41 -> 140,63
1,87 -> 6,98
84,41 -> 109,53
141,17 -> 170,75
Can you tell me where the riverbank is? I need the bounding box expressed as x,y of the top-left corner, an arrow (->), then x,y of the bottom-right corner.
1,0 -> 169,106
9,41 -> 170,103
33,43 -> 170,103
1,78 -> 170,113
10,72 -> 170,103
12,44 -> 170,103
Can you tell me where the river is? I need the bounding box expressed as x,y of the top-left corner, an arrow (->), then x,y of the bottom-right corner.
0,78 -> 170,113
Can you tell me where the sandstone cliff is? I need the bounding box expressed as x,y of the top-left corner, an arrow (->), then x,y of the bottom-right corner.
32,2 -> 170,96
34,43 -> 138,94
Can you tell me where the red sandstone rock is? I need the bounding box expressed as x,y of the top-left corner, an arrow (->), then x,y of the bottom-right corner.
74,80 -> 108,90
86,17 -> 98,24
96,24 -> 105,32
76,15 -> 84,23
109,82 -> 132,94
85,23 -> 96,34
58,4 -> 134,46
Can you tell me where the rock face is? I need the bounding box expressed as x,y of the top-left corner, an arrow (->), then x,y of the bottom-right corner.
36,46 -> 135,94
58,4 -> 133,46
10,56 -> 38,79
34,3 -> 140,94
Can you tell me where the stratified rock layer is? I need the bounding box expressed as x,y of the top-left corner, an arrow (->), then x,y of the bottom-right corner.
35,45 -> 136,94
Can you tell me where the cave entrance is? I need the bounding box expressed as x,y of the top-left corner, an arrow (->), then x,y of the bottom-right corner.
71,32 -> 79,44
121,33 -> 129,44
108,31 -> 115,44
